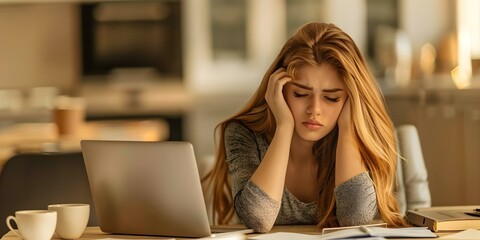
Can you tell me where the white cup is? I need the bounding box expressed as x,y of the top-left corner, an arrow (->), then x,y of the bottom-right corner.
47,204 -> 89,239
6,210 -> 57,240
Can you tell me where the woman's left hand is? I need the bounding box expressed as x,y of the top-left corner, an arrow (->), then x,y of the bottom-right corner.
335,97 -> 365,186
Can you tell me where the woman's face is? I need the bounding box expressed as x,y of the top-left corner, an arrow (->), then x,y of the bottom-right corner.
284,64 -> 347,143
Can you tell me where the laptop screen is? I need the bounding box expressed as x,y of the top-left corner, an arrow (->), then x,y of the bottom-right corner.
81,140 -> 211,238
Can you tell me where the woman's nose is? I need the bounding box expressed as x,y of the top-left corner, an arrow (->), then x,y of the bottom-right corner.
306,97 -> 322,116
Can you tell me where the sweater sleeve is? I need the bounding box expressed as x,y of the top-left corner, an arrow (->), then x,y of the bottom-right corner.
334,172 -> 378,226
224,122 -> 281,232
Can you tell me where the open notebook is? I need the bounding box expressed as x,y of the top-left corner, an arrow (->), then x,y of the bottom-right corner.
249,224 -> 436,240
81,140 -> 252,238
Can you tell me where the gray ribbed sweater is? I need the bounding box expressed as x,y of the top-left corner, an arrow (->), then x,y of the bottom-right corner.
224,121 -> 378,232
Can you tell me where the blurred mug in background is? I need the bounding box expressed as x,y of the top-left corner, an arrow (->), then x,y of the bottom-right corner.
53,96 -> 85,137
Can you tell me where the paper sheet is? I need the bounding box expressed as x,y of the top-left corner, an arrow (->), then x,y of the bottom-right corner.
248,232 -> 320,240
98,238 -> 174,240
249,234 -> 387,240
440,229 -> 480,240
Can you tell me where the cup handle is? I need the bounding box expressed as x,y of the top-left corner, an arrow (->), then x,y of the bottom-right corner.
6,216 -> 23,238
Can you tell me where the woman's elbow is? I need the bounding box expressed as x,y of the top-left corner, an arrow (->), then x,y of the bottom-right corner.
337,201 -> 378,226
337,209 -> 376,226
236,208 -> 276,233
245,220 -> 274,233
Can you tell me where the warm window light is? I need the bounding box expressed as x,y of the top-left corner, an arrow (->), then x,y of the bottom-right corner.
466,0 -> 480,59
457,0 -> 480,59
455,30 -> 472,86
451,65 -> 471,89
455,0 -> 477,87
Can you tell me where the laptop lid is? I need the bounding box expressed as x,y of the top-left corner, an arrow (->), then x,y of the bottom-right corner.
80,140 -> 212,238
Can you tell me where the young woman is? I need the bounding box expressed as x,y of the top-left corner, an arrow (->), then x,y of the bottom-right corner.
203,22 -> 407,232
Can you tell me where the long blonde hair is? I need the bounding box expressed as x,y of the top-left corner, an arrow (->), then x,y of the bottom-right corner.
203,22 -> 407,228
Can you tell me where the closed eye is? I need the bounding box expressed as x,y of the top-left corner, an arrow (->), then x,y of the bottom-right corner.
294,92 -> 308,98
325,96 -> 340,102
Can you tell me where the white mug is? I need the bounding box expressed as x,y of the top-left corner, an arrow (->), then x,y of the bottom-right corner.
47,204 -> 89,239
6,210 -> 57,240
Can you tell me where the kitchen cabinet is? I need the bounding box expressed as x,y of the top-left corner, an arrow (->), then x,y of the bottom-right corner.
386,89 -> 480,206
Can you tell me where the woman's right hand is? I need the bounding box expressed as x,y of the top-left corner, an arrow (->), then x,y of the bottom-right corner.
265,68 -> 294,128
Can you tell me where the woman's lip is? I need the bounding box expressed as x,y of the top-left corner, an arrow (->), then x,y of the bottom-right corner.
302,121 -> 323,129
304,119 -> 322,125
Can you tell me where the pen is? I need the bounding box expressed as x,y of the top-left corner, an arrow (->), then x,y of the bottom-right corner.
360,226 -> 373,236
475,208 -> 480,212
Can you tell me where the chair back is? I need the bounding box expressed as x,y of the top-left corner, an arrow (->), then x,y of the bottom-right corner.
394,124 -> 432,214
0,152 -> 97,236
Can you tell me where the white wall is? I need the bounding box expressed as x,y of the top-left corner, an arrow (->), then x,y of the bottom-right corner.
322,0 -> 367,54
399,0 -> 453,61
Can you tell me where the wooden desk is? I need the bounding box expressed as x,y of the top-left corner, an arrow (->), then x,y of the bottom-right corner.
1,226 -> 453,240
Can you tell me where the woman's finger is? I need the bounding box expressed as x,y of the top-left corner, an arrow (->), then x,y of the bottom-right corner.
266,69 -> 288,96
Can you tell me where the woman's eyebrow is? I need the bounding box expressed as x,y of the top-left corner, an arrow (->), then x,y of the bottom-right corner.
323,88 -> 344,93
291,82 -> 343,93
291,82 -> 313,90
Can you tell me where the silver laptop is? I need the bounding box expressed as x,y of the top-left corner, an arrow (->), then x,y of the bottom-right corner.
81,140 -> 251,238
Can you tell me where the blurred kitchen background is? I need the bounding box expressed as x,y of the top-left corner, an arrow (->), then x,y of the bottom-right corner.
0,0 -> 479,207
